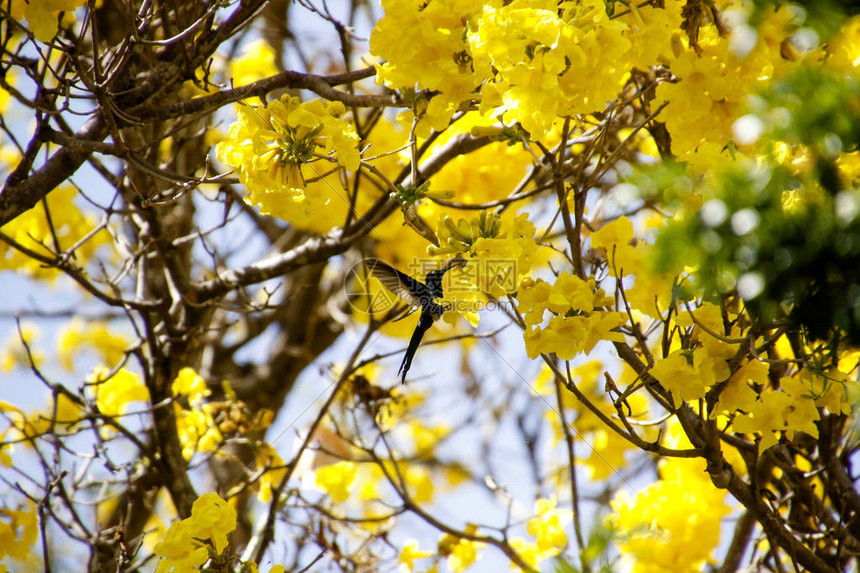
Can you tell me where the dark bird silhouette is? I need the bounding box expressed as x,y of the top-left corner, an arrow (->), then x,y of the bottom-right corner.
366,258 -> 466,383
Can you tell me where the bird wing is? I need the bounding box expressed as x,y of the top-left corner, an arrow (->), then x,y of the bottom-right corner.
365,259 -> 427,308
398,310 -> 435,383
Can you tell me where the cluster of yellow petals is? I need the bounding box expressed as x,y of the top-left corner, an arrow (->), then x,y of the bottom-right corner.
2,392 -> 83,443
590,215 -> 678,315
438,523 -> 484,572
370,0 -> 848,183
372,0 -> 685,140
6,0 -> 85,42
0,502 -> 38,563
0,185 -> 109,280
171,368 -> 222,461
216,96 -> 359,231
371,0 -> 486,134
57,318 -> 129,371
518,272 -> 626,360
609,456 -> 732,573
509,497 -> 573,569
608,422 -> 732,573
314,460 -> 358,503
87,366 -> 150,419
648,304 -> 738,407
153,493 -> 237,572
728,364 -> 858,451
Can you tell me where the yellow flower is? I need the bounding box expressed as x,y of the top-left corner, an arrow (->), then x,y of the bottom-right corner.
712,359 -> 768,416
153,493 -> 237,572
431,113 -> 534,206
315,460 -> 357,503
404,465 -> 435,504
408,419 -> 450,455
438,524 -> 483,573
154,519 -> 210,572
23,0 -> 84,42
371,0 -> 485,135
0,504 -> 38,562
508,537 -> 541,570
732,375 -> 822,451
189,493 -> 237,554
230,39 -> 279,87
524,311 -> 626,360
648,349 -> 711,408
608,456 -> 730,572
654,5 -> 810,170
57,318 -> 129,371
470,0 -> 635,139
591,216 -> 637,274
620,1 -> 685,68
87,366 -> 149,418
216,95 -> 359,229
255,447 -> 287,503
0,185 -> 109,280
398,539 -> 433,572
174,403 -> 223,461
172,367 -> 211,406
526,497 -> 572,554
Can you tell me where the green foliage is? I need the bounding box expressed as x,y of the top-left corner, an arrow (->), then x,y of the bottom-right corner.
753,66 -> 860,192
390,181 -> 433,206
651,65 -> 860,342
751,0 -> 856,39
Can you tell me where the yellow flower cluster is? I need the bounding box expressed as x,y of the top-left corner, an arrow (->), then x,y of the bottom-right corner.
656,5 -> 820,168
216,96 -> 359,230
0,185 -> 109,280
649,303 -> 737,407
229,39 -> 280,87
430,211 -> 502,256
371,0 -> 486,134
371,0 -> 686,140
590,216 -> 678,316
315,460 -> 358,503
0,502 -> 38,563
608,454 -> 731,573
430,114 -> 535,206
509,497 -> 572,568
6,0 -> 85,42
153,493 -> 237,573
171,368 -> 222,461
727,364 -> 858,451
471,0 -> 635,138
87,366 -> 150,419
438,524 -> 484,572
2,392 -> 83,443
371,0 -> 832,180
57,318 -> 129,371
518,272 -> 626,360
433,212 -> 541,313
398,539 -> 433,572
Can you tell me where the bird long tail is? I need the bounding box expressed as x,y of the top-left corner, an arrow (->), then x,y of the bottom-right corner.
398,312 -> 434,383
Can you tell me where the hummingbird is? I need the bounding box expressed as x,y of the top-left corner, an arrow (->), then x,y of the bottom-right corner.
366,258 -> 466,383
